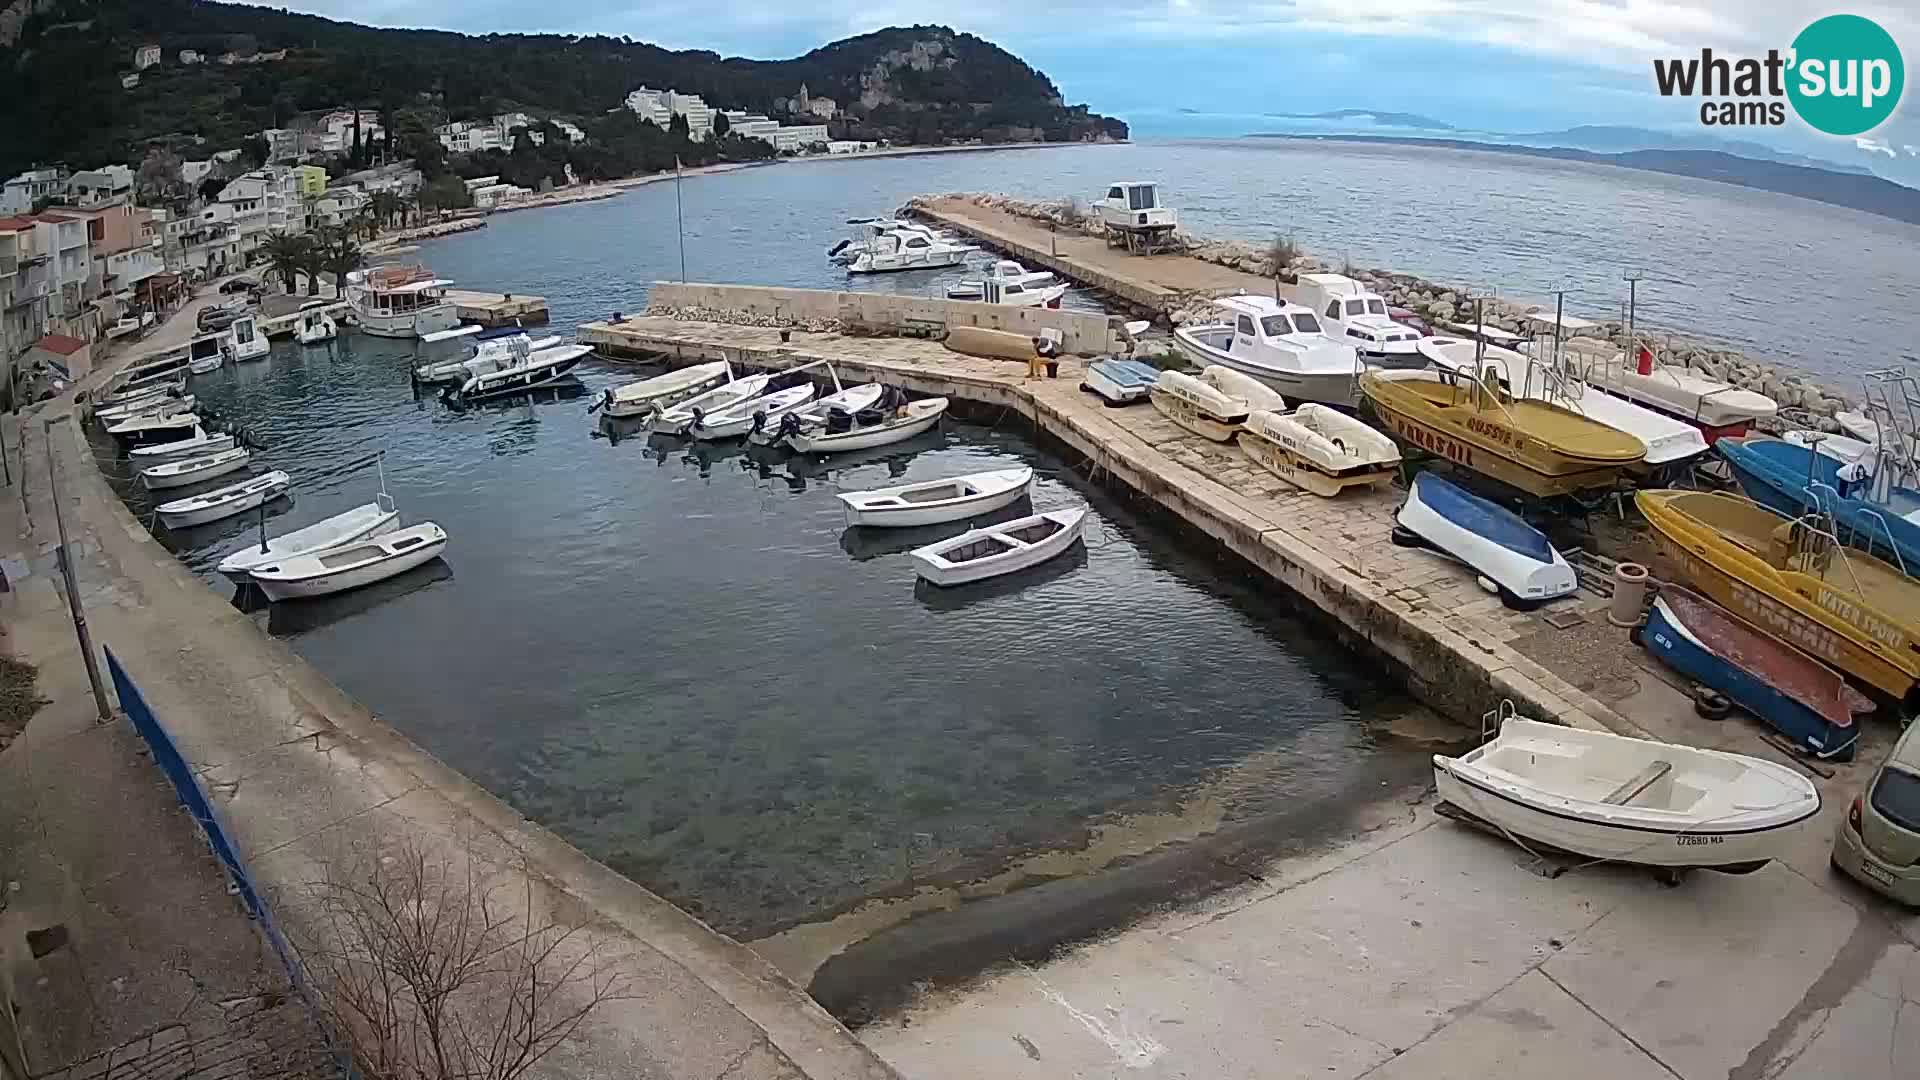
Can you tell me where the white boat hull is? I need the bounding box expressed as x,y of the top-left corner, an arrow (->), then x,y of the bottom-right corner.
691,385 -> 816,441
139,449 -> 251,490
188,356 -> 223,374
253,526 -> 447,601
910,508 -> 1087,586
217,502 -> 403,584
156,472 -> 292,529
839,467 -> 1034,528
1395,473 -> 1576,606
1173,326 -> 1361,408
654,374 -> 775,435
788,398 -> 947,454
354,304 -> 461,339
604,362 -> 730,418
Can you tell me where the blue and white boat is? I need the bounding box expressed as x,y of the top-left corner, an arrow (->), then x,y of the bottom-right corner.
1082,358 -> 1160,404
1716,436 -> 1920,573
1641,587 -> 1867,760
1392,471 -> 1576,609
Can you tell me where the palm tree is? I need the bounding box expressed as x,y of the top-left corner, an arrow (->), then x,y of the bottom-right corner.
317,227 -> 368,297
261,233 -> 314,294
299,244 -> 327,296
369,190 -> 402,231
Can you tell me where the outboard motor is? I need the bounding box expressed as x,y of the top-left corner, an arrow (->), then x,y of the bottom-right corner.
688,405 -> 705,432
749,410 -> 767,437
778,412 -> 805,439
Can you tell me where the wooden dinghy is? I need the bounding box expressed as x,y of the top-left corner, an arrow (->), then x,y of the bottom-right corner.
837,467 -> 1033,528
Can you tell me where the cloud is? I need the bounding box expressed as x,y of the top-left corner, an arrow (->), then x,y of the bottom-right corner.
1856,136 -> 1899,157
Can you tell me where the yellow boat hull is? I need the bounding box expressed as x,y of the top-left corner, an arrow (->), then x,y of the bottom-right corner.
1638,491 -> 1920,703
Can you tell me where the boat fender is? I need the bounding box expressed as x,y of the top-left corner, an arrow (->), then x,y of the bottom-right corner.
1475,576 -> 1498,596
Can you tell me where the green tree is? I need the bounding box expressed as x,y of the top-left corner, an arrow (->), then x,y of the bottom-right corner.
369,190 -> 402,231
299,243 -> 327,295
420,174 -> 471,214
316,227 -> 367,296
261,232 -> 314,294
667,112 -> 690,140
712,111 -> 730,138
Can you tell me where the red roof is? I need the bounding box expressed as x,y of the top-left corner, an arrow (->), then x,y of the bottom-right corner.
33,334 -> 87,356
0,215 -> 35,231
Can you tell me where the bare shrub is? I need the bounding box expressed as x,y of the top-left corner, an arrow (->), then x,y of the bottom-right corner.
1265,231 -> 1301,279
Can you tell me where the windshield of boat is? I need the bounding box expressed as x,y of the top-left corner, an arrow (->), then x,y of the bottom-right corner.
1260,315 -> 1295,337
1871,766 -> 1920,832
1367,299 -> 1387,315
1291,312 -> 1322,333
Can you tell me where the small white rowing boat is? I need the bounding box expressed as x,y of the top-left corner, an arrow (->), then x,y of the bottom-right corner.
787,397 -> 948,454
1434,716 -> 1820,873
909,507 -> 1087,587
601,361 -> 731,419
107,409 -> 202,443
838,467 -> 1034,528
139,447 -> 252,491
155,470 -> 292,529
1200,365 -> 1288,413
249,522 -> 448,602
653,373 -> 775,435
97,393 -> 196,425
751,383 -> 886,446
217,497 -> 404,584
129,428 -> 235,462
1239,405 -> 1400,496
1149,369 -> 1249,442
690,383 -> 816,441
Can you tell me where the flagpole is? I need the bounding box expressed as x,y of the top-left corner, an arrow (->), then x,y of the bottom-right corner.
674,156 -> 687,283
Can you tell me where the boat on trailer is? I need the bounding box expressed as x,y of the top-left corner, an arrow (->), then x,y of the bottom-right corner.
838,467 -> 1034,528
1393,470 -> 1577,609
909,507 -> 1087,586
1149,369 -> 1250,442
155,470 -> 292,529
601,361 -> 731,419
1239,405 -> 1400,497
218,495 -> 404,584
1434,715 -> 1821,874
1581,351 -> 1778,442
1083,359 -> 1159,405
248,522 -> 448,602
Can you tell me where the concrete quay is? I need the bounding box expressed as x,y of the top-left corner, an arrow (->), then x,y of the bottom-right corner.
579,313 -> 1636,736
443,288 -> 550,327
1,343 -> 897,1078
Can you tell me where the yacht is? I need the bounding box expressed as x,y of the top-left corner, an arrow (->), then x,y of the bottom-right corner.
840,221 -> 973,274
1172,295 -> 1364,407
345,265 -> 460,338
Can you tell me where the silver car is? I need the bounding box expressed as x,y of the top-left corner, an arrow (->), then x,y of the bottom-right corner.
1832,721 -> 1920,907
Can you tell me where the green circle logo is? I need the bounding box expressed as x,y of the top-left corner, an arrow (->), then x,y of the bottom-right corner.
1787,15 -> 1904,136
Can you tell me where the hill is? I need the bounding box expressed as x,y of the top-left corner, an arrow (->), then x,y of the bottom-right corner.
1246,133 -> 1920,226
0,0 -> 1126,176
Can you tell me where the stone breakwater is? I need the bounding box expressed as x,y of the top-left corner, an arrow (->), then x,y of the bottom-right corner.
910,193 -> 1858,428
640,301 -> 843,334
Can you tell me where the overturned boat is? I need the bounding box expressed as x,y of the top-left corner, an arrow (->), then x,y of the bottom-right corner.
1394,470 -> 1577,609
1082,358 -> 1159,405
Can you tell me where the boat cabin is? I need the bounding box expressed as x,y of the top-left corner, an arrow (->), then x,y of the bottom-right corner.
186,332 -> 227,367
1295,273 -> 1422,356
1096,182 -> 1177,230
1212,295 -> 1359,371
979,279 -> 1063,308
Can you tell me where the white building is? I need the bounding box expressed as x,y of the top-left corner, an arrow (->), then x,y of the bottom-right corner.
309,187 -> 368,230
214,168 -> 304,256
470,183 -> 530,210
722,111 -> 780,143
0,168 -> 69,214
261,128 -> 303,163
314,110 -> 385,156
772,124 -> 830,153
553,119 -> 586,143
133,44 -> 161,70
181,160 -> 217,187
436,120 -> 505,154
180,49 -> 203,64
66,165 -> 134,208
624,86 -> 715,139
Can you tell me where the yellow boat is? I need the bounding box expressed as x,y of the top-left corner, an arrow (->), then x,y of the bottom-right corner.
1637,490 -> 1920,705
1360,369 -> 1644,496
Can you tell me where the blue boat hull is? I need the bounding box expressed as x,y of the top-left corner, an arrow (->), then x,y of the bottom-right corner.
1642,600 -> 1856,760
1717,438 -> 1920,573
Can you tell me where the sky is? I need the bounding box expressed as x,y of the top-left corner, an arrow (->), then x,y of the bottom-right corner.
272,2 -> 1917,177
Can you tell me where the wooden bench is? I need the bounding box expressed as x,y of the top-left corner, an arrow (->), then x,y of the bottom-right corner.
1602,760 -> 1673,806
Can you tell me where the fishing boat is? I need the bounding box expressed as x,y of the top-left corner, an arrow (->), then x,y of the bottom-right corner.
1240,405 -> 1400,497
838,467 -> 1034,528
689,383 -> 816,441
155,470 -> 292,529
1434,716 -> 1821,873
1394,471 -> 1576,608
449,343 -> 591,402
1418,337 -> 1709,474
1581,351 -> 1777,442
1082,359 -> 1159,405
909,507 -> 1087,587
1150,369 -> 1250,442
1716,435 -> 1920,572
600,361 -> 731,419
228,314 -> 268,362
969,278 -> 1068,308
750,384 -> 886,446
1171,295 -> 1363,407
138,447 -> 251,491
1636,489 -> 1920,706
128,428 -> 235,463
653,373 -> 776,436
106,408 -> 201,445
218,496 -> 403,584
184,331 -> 229,375
96,391 -> 195,425
1295,273 -> 1424,363
1200,365 -> 1288,413
787,397 -> 949,454
1641,588 -> 1868,760
345,265 -> 460,338
249,522 -> 448,602
294,301 -> 338,346
944,260 -> 1057,299
1360,369 -> 1646,497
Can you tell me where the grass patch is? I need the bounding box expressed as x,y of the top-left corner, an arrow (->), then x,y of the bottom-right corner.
0,655 -> 48,744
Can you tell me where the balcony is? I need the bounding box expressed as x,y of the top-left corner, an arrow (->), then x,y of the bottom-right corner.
0,254 -> 16,277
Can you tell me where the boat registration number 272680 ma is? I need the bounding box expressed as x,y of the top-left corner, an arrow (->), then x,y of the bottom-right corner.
1677,834 -> 1726,846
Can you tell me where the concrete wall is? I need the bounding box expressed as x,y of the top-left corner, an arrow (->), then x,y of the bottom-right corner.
645,282 -> 1125,356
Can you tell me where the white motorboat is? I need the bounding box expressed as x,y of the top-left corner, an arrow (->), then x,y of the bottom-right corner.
787,397 -> 949,454
1393,471 -> 1575,609
451,343 -> 591,401
944,260 -> 1056,299
103,365 -> 188,402
1239,406 -> 1400,497
155,470 -> 292,529
1172,296 -> 1363,407
1083,359 -> 1159,405
228,314 -> 268,362
829,219 -> 965,265
1295,273 -> 1424,362
1419,338 -> 1709,469
96,391 -> 194,425
838,467 -> 1034,528
1434,716 -> 1820,873
751,383 -> 886,445
1581,351 -> 1778,438
217,496 -> 403,584
294,302 -> 338,346
107,408 -> 201,444
969,279 -> 1067,309
139,447 -> 252,491
1781,428 -> 1878,471
413,333 -> 564,384
184,331 -> 230,375
1200,365 -> 1288,413
600,361 -> 731,419
107,349 -> 191,395
845,223 -> 974,274
653,373 -> 775,436
128,427 -> 235,463
690,383 -> 816,441
910,507 -> 1088,587
248,522 -> 448,602
345,265 -> 460,339
1149,369 -> 1250,442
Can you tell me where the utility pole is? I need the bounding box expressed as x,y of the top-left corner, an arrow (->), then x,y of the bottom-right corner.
674,156 -> 687,283
1623,269 -> 1644,366
42,418 -> 111,722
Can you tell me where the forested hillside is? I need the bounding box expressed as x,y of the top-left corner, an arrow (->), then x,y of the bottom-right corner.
0,0 -> 1126,176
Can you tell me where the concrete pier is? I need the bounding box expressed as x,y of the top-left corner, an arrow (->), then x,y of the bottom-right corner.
444,288 -> 550,327
580,312 -> 1637,737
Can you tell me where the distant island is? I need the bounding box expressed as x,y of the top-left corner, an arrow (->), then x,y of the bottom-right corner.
1263,109 -> 1456,130
1247,133 -> 1920,226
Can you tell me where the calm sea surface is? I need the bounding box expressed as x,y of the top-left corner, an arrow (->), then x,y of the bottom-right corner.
419,137 -> 1920,383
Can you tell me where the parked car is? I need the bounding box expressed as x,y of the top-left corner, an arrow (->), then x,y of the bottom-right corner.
197,306 -> 240,332
219,276 -> 261,295
1832,720 -> 1920,907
